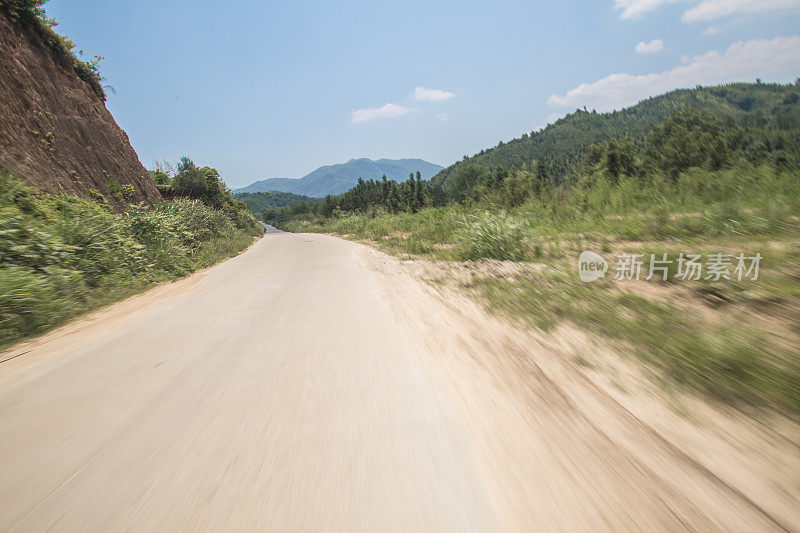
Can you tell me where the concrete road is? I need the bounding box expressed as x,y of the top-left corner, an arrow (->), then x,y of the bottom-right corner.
0,229 -> 794,531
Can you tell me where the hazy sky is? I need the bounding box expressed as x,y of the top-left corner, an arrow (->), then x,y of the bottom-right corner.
47,0 -> 800,188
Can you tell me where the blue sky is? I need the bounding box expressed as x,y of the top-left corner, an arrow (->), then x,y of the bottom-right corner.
47,0 -> 800,188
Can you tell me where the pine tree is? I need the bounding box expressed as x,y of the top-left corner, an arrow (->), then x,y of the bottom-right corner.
381,175 -> 389,207
321,195 -> 336,217
414,171 -> 424,209
386,181 -> 401,213
428,182 -> 447,207
402,176 -> 415,212
533,160 -> 549,197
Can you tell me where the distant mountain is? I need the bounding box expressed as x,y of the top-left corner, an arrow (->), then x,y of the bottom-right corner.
234,158 -> 444,197
235,178 -> 298,194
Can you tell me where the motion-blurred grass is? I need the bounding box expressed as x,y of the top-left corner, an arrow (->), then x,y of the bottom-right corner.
0,173 -> 262,348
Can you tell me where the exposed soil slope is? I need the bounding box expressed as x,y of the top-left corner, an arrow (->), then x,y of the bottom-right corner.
0,8 -> 160,205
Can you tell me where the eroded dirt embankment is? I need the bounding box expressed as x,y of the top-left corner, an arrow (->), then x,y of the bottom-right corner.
0,8 -> 160,205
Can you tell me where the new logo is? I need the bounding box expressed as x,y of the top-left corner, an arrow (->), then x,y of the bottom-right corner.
578,251 -> 608,282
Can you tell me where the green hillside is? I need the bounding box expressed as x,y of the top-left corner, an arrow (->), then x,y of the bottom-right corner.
235,191 -> 318,212
433,82 -> 800,190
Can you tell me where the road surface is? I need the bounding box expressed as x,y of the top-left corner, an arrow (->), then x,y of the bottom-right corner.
0,228 -> 796,531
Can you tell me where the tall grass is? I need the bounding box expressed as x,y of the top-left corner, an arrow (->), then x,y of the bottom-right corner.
0,173 -> 261,347
473,268 -> 800,413
456,211 -> 526,260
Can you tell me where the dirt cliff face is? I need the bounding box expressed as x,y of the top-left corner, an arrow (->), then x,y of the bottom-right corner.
0,9 -> 161,205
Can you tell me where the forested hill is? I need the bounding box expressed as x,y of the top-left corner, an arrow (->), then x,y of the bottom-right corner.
433,82 -> 800,188
235,158 -> 443,197
235,191 -> 318,212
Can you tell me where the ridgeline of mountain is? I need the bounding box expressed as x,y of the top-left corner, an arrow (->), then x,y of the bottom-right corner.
433,82 -> 800,189
0,4 -> 161,206
235,158 -> 443,197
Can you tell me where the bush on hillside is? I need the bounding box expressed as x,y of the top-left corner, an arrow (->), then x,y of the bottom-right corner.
150,157 -> 260,234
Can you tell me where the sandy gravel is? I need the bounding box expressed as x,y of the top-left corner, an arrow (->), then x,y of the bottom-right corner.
0,228 -> 796,531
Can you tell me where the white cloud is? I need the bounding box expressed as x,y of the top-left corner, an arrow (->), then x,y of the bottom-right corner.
413,87 -> 455,101
547,36 -> 800,111
682,0 -> 800,21
614,0 -> 800,20
351,103 -> 411,123
435,113 -> 451,121
703,25 -> 721,34
614,0 -> 682,19
635,38 -> 664,53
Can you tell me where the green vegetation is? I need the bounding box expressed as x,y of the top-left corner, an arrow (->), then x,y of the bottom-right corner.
434,82 -> 800,188
269,82 -> 800,413
1,0 -> 107,100
235,158 -> 443,197
149,157 -> 259,228
262,172 -> 447,227
0,170 -> 262,348
235,191 -> 319,213
474,258 -> 799,412
456,211 -> 526,261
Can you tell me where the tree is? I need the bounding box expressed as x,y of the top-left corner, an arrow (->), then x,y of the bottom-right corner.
354,177 -> 366,211
446,164 -> 489,203
381,175 -> 389,206
533,160 -> 550,196
428,182 -> 447,207
584,138 -> 638,183
386,181 -> 401,213
321,195 -> 336,217
414,171 -> 424,210
498,171 -> 530,207
168,157 -> 233,208
493,166 -> 508,187
645,107 -> 730,180
149,160 -> 173,187
401,175 -> 415,212
199,166 -> 228,207
173,157 -> 208,197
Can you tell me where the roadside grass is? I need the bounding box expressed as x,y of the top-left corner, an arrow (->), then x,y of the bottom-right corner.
0,173 -> 262,349
469,234 -> 800,415
277,164 -> 800,413
469,245 -> 800,414
281,164 -> 798,260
